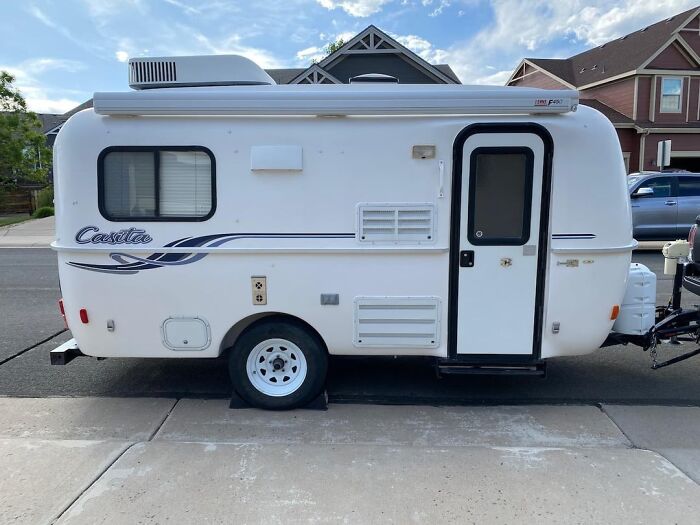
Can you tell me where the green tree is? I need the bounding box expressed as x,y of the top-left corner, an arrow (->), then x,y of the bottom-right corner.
312,38 -> 346,64
0,71 -> 51,185
324,38 -> 345,56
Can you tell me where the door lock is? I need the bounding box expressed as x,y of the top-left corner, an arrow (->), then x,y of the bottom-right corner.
460,250 -> 474,267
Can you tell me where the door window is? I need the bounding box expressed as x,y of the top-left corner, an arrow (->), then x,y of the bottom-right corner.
637,177 -> 674,198
467,147 -> 534,245
678,177 -> 700,197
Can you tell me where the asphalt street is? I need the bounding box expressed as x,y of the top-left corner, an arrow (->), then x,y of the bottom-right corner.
1,248 -> 699,404
0,249 -> 66,363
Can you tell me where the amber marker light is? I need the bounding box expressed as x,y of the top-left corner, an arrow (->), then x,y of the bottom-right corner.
610,305 -> 620,320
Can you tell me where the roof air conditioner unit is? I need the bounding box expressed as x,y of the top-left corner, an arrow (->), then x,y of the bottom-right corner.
128,55 -> 276,89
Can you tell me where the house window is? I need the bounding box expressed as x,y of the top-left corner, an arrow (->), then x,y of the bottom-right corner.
660,77 -> 683,113
99,147 -> 215,221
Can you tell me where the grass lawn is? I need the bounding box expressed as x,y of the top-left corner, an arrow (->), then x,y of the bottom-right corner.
0,215 -> 31,227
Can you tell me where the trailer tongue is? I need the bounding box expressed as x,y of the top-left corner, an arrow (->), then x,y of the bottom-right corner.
604,239 -> 700,369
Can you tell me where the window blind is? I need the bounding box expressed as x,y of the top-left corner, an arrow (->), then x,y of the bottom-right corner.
159,151 -> 212,217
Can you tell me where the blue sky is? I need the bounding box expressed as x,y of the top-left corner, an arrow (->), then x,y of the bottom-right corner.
2,0 -> 697,113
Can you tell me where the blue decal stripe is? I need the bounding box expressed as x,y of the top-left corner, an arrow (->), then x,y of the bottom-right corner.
68,233 -> 356,274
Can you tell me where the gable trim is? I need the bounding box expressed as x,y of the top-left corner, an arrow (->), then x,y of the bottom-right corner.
640,34 -> 700,69
637,68 -> 700,75
675,35 -> 700,66
577,70 -> 637,90
45,122 -> 65,135
317,25 -> 456,84
288,64 -> 342,84
507,59 -> 575,89
675,7 -> 700,34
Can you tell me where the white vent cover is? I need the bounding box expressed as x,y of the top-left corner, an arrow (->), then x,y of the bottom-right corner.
358,203 -> 435,243
354,297 -> 440,348
129,59 -> 177,86
128,55 -> 275,90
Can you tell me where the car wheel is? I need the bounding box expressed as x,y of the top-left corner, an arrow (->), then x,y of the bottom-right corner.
229,318 -> 328,410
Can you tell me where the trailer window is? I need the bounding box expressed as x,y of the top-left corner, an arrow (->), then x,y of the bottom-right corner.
467,148 -> 533,245
99,147 -> 215,221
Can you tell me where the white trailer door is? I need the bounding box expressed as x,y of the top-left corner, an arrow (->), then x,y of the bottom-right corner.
452,126 -> 549,356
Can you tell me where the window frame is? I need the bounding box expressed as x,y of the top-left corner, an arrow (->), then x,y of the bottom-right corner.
660,76 -> 683,114
678,176 -> 700,197
466,146 -> 534,246
636,176 -> 678,198
97,146 -> 217,222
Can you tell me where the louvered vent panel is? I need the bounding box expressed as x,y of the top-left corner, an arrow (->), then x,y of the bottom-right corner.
358,204 -> 434,243
129,60 -> 177,85
354,297 -> 440,347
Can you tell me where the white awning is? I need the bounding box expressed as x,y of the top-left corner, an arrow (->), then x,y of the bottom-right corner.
93,84 -> 579,117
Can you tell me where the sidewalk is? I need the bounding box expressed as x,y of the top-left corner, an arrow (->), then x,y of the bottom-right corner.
1,398 -> 698,524
0,216 -> 55,248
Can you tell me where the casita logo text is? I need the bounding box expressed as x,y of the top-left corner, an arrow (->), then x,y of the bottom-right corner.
75,226 -> 153,245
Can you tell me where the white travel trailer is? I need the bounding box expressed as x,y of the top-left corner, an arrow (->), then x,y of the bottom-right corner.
52,55 -> 644,409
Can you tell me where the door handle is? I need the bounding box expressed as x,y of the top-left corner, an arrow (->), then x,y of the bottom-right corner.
460,250 -> 474,267
665,200 -> 677,206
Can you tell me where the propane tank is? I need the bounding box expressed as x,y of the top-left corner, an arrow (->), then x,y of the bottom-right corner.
613,263 -> 656,335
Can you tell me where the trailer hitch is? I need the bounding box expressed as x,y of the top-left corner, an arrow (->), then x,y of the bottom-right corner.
645,259 -> 700,369
603,258 -> 700,369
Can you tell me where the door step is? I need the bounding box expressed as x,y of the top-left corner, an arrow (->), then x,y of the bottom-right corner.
436,360 -> 546,377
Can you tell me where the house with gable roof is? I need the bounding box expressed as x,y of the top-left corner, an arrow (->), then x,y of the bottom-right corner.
266,25 -> 460,85
508,6 -> 700,173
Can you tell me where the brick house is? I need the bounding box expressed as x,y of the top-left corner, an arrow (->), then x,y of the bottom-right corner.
507,6 -> 700,173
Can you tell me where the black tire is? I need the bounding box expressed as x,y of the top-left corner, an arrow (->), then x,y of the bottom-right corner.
228,318 -> 328,410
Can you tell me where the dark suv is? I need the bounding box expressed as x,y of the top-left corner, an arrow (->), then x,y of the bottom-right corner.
629,172 -> 700,240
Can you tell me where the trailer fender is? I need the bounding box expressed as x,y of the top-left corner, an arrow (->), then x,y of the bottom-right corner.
219,312 -> 329,358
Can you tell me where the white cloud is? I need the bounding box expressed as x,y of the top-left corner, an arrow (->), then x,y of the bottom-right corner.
392,33 -> 449,63
21,58 -> 86,74
296,46 -> 325,63
115,51 -> 129,62
163,0 -> 201,15
189,32 -> 286,68
0,60 -> 86,113
316,0 -> 392,17
80,0 -> 145,19
568,0 -> 698,45
428,0 -> 450,17
434,0 -> 699,84
24,97 -> 82,114
332,31 -> 358,43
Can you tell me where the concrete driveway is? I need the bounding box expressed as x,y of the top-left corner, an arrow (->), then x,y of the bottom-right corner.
1,397 -> 699,524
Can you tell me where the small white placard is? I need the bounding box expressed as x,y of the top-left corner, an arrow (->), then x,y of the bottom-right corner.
251,145 -> 303,171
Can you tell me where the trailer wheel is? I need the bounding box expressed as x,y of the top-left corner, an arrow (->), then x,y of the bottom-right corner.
229,319 -> 328,410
